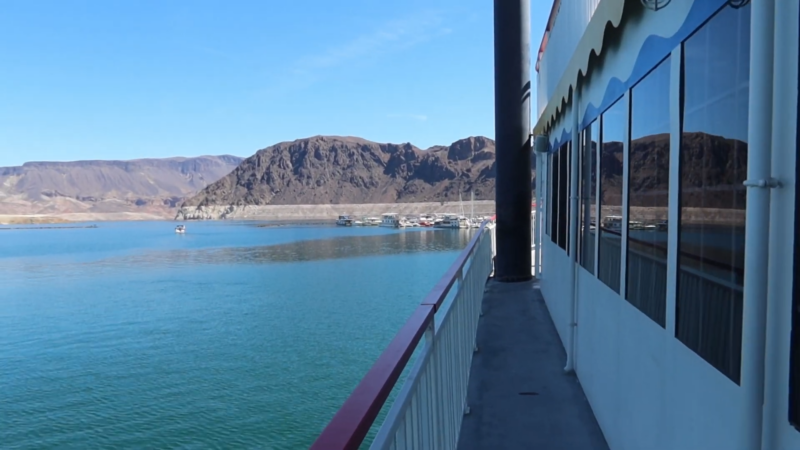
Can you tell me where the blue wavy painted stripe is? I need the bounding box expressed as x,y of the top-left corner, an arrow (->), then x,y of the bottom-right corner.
549,128 -> 572,154
578,0 -> 728,131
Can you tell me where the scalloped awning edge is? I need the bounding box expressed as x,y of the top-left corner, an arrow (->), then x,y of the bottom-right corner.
533,0 -> 626,136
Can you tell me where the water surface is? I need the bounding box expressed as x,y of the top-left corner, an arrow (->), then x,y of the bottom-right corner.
0,221 -> 473,449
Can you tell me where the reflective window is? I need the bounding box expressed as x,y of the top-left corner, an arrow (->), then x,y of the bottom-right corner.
558,142 -> 570,252
626,57 -> 671,327
550,150 -> 559,243
789,2 -> 800,429
598,99 -> 626,293
791,152 -> 800,429
579,120 -> 599,274
676,4 -> 750,384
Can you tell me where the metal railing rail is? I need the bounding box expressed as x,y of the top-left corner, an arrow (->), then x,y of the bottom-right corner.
310,222 -> 495,450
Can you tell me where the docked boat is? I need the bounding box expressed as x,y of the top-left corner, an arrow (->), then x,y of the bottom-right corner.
418,214 -> 435,227
601,215 -> 623,232
175,224 -> 186,234
363,217 -> 382,226
380,213 -> 400,228
435,214 -> 469,229
336,215 -> 355,226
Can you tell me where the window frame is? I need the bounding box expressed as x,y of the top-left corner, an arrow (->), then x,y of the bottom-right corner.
596,96 -> 626,294
623,55 -> 672,328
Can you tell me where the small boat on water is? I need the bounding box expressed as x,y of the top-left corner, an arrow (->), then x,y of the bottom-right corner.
435,214 -> 469,229
363,217 -> 382,226
380,213 -> 400,228
336,215 -> 356,226
175,225 -> 186,234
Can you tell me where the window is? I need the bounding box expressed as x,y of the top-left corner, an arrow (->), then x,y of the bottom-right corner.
550,150 -> 559,243
557,142 -> 570,252
676,4 -> 750,384
625,57 -> 671,327
789,1 -> 800,429
597,99 -> 626,293
580,120 -> 599,274
577,132 -> 584,263
546,154 -> 552,237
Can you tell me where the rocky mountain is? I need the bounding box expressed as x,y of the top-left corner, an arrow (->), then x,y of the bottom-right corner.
0,155 -> 243,217
181,136 -> 514,209
596,131 -> 747,209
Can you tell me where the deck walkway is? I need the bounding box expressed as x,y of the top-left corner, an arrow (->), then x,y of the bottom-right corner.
457,278 -> 609,450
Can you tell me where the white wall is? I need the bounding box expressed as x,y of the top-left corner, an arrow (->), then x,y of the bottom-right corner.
574,261 -> 745,450
540,239 -> 572,347
537,0 -> 602,117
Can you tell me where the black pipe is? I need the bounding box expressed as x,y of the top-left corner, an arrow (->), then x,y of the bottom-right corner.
493,0 -> 532,282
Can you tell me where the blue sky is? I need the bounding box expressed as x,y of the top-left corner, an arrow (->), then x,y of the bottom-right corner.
0,0 -> 552,166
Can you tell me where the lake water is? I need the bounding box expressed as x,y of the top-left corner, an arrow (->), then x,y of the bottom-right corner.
0,221 -> 473,449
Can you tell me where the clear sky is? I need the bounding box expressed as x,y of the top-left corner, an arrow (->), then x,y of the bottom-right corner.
0,0 -> 552,166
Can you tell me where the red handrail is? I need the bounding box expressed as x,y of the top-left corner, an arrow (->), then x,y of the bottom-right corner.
310,221 -> 491,449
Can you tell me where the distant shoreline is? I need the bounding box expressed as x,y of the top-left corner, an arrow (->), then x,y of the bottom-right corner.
0,224 -> 99,230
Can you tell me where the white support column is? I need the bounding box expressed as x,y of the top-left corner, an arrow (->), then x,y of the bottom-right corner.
565,96 -> 580,373
761,0 -> 799,448
740,0 -> 775,449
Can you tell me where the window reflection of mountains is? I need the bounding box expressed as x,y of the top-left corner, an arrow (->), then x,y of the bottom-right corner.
597,131 -> 747,220
124,230 -> 476,267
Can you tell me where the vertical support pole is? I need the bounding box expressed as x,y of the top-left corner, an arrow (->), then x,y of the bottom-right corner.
762,1 -> 799,448
565,97 -> 580,373
743,1 -> 775,448
741,0 -> 775,448
493,0 -> 532,282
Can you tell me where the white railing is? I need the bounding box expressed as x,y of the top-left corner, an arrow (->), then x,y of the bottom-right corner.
369,230 -> 494,450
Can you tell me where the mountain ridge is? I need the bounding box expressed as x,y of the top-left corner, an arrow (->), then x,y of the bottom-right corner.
181,135 -> 508,210
0,155 -> 244,217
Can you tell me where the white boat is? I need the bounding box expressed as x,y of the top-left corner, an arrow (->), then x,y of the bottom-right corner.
601,215 -> 623,232
380,213 -> 400,228
435,214 -> 469,229
175,224 -> 186,234
363,217 -> 382,226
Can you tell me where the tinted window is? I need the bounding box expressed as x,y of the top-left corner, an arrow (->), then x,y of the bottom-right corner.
789,0 -> 800,429
580,120 -> 599,274
626,57 -> 671,327
676,4 -> 750,384
550,150 -> 559,243
558,142 -> 570,252
598,99 -> 626,293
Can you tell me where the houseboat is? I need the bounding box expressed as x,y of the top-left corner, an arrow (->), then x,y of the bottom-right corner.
533,0 -> 800,448
380,213 -> 400,228
335,215 -> 354,226
313,2 -> 800,449
434,214 -> 469,229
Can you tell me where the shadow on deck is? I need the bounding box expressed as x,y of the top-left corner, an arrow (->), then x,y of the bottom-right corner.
457,278 -> 609,450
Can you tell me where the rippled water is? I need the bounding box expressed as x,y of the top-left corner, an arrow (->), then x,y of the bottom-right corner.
0,221 -> 473,449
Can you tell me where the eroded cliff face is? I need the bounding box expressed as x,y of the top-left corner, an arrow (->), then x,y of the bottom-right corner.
0,155 -> 243,217
179,136 -> 507,215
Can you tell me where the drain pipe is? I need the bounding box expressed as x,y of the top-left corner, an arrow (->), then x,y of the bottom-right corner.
740,0 -> 774,448
564,96 -> 580,373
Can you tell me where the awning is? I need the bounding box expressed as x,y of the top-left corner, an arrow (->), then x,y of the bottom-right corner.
533,0 -> 626,136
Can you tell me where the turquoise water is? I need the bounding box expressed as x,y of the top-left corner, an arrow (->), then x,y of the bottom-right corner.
0,221 -> 473,449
